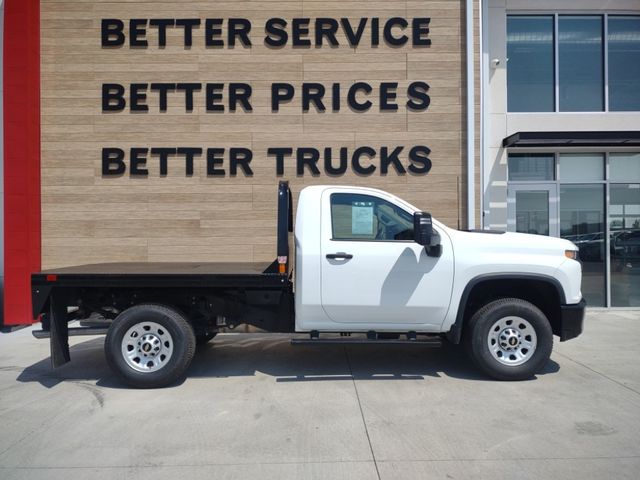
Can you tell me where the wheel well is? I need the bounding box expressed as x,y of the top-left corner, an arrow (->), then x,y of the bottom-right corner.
456,278 -> 562,342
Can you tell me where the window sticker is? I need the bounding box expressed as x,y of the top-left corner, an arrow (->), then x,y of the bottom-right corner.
352,201 -> 374,235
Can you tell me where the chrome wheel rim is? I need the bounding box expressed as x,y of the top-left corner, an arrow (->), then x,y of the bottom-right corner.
121,321 -> 174,373
487,316 -> 537,367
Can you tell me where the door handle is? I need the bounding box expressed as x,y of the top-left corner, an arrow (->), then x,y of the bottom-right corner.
326,252 -> 353,260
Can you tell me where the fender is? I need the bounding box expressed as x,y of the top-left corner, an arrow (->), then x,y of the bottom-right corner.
446,273 -> 567,344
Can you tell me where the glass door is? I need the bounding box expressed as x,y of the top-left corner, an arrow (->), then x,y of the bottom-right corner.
507,184 -> 559,237
559,185 -> 606,306
609,183 -> 640,307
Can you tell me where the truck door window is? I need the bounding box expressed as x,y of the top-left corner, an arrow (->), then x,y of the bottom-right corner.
330,193 -> 414,241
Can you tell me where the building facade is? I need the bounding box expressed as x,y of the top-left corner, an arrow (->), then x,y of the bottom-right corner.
1,0 -> 638,325
482,0 -> 640,308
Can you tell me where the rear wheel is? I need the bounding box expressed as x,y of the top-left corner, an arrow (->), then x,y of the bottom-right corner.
105,304 -> 196,388
464,298 -> 553,381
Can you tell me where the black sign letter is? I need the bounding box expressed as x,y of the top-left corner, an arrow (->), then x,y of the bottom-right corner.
130,148 -> 149,175
268,147 -> 293,176
407,81 -> 430,111
101,19 -> 125,47
178,147 -> 202,176
297,148 -> 321,176
229,18 -> 252,46
130,83 -> 149,112
380,146 -> 406,174
230,148 -> 253,176
207,148 -> 226,176
205,19 -> 224,46
380,82 -> 398,111
408,146 -> 432,174
102,148 -> 126,175
229,83 -> 253,112
383,17 -> 408,46
150,147 -> 177,175
351,146 -> 377,175
102,83 -> 126,111
206,83 -> 225,112
271,83 -> 295,111
149,19 -> 174,47
175,19 -> 201,47
347,82 -> 372,112
302,83 -> 326,112
129,19 -> 148,47
412,18 -> 431,46
325,147 -> 348,175
265,18 -> 288,47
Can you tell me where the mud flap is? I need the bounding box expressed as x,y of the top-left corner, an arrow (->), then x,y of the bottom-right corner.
49,295 -> 70,367
276,289 -> 295,333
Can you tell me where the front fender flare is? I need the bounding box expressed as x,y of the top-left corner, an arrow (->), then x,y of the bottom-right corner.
446,273 -> 566,344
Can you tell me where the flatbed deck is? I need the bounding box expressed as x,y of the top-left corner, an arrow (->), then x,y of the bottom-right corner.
32,261 -> 288,288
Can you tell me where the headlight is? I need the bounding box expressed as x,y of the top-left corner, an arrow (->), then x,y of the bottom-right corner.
565,249 -> 578,260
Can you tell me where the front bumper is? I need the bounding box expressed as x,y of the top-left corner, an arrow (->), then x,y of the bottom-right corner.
558,298 -> 586,341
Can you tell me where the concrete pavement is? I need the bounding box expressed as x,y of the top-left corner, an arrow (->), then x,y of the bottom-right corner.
1,310 -> 639,479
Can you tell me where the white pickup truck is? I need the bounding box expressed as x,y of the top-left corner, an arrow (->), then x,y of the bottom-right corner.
31,181 -> 585,388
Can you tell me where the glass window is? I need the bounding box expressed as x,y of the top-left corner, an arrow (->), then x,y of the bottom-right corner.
507,149 -> 640,306
608,16 -> 640,111
515,191 -> 550,235
508,153 -> 555,181
558,16 -> 604,112
609,184 -> 640,307
330,193 -> 414,241
610,153 -> 640,183
560,185 -> 606,306
559,153 -> 604,181
507,14 -> 640,113
507,16 -> 555,112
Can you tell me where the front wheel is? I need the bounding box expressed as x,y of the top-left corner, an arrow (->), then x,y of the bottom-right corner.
105,304 -> 196,388
464,298 -> 553,381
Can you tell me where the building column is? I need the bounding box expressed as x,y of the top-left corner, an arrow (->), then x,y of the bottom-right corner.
2,0 -> 40,326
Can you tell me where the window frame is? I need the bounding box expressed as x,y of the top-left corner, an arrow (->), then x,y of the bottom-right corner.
506,12 -> 640,113
329,192 -> 416,243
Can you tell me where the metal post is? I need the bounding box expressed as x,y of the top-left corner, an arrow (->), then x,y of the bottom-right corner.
466,0 -> 476,229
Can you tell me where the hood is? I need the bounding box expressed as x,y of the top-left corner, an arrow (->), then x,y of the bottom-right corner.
446,229 -> 577,256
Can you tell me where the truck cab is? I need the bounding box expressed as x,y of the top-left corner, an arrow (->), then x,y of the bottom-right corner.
295,185 -> 454,331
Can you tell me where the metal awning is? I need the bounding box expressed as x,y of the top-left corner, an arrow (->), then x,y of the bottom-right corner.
502,131 -> 640,148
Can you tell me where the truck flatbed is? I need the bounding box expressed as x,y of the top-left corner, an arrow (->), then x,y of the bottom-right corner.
33,262 -> 287,288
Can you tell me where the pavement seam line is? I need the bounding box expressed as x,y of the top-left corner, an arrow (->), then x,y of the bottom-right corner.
2,456 -> 640,470
344,346 -> 382,480
554,351 -> 640,397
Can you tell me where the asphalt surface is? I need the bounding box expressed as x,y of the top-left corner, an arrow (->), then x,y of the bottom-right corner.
1,310 -> 639,479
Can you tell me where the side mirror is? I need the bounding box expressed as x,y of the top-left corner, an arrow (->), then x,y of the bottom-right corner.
413,211 -> 442,257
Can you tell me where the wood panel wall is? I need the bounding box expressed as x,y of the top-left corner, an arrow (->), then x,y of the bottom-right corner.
41,0 -> 470,268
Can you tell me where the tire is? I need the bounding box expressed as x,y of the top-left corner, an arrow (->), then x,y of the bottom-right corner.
196,332 -> 217,345
464,298 -> 553,381
105,304 -> 196,388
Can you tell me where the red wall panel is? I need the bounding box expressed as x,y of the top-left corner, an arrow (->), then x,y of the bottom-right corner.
3,0 -> 41,325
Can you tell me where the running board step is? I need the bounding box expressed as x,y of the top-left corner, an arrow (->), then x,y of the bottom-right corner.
291,332 -> 442,347
291,338 -> 442,346
32,327 -> 109,339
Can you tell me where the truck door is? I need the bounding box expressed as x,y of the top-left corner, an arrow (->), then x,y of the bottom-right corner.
320,190 -> 454,327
